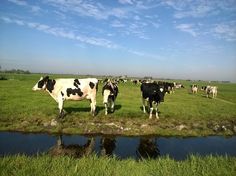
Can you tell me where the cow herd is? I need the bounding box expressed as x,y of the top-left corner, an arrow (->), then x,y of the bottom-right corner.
191,84 -> 218,98
32,76 -> 218,120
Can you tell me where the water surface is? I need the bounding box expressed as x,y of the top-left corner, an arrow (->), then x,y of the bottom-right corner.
0,132 -> 235,160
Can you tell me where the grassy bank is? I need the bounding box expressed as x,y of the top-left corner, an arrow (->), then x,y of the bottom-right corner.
0,154 -> 235,176
0,73 -> 236,136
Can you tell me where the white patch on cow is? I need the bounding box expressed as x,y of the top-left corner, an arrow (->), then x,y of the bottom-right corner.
103,89 -> 111,104
160,88 -> 164,92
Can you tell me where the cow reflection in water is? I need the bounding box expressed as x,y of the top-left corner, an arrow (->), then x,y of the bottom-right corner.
100,137 -> 116,157
136,138 -> 160,159
48,135 -> 95,158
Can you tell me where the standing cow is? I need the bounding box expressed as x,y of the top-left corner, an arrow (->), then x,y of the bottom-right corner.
191,84 -> 198,94
32,76 -> 98,118
141,82 -> 165,119
206,86 -> 218,98
102,80 -> 119,115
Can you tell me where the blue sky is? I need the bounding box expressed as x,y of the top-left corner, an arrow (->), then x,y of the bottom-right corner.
0,0 -> 236,81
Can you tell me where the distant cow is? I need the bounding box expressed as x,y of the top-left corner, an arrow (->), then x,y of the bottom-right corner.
32,76 -> 98,118
206,86 -> 218,98
175,83 -> 185,89
102,80 -> 119,115
158,81 -> 174,94
141,82 -> 165,119
191,84 -> 198,94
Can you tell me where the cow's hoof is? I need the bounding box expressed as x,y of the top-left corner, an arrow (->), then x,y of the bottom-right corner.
92,111 -> 96,116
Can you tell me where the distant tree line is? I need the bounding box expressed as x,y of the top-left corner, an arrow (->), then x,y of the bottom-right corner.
0,68 -> 31,74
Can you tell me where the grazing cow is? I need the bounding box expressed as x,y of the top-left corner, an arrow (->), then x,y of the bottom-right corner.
141,83 -> 165,119
191,84 -> 198,94
206,86 -> 218,98
175,83 -> 185,89
102,80 -> 119,115
32,76 -> 98,118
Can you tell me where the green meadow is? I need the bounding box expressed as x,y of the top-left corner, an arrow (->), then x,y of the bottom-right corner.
0,73 -> 236,136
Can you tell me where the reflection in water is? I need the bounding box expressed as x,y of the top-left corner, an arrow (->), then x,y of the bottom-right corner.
100,137 -> 116,157
48,135 -> 95,158
1,132 -> 235,160
136,138 -> 160,159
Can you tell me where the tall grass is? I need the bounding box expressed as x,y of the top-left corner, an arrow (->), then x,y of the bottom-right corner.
0,154 -> 235,176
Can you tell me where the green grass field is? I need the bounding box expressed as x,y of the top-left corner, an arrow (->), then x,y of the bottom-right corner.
0,73 -> 236,136
0,154 -> 235,176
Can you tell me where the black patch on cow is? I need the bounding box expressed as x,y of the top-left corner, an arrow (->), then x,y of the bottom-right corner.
37,79 -> 45,88
66,88 -> 83,97
61,91 -> 64,97
89,82 -> 95,89
74,79 -> 80,88
37,76 -> 49,88
46,79 -> 56,93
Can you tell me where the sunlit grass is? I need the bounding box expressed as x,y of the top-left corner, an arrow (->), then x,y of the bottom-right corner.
0,73 -> 236,135
0,154 -> 235,176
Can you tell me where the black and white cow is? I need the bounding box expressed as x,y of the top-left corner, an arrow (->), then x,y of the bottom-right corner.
102,80 -> 119,115
191,84 -> 198,94
32,76 -> 98,118
141,83 -> 165,119
206,86 -> 218,98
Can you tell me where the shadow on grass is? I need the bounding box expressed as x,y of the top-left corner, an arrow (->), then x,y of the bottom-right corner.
64,104 -> 122,116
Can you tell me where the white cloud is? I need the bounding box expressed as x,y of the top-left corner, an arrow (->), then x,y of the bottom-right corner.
8,0 -> 41,13
175,23 -> 198,37
213,22 -> 236,41
1,16 -> 119,49
8,0 -> 27,6
118,0 -> 134,5
111,20 -> 125,28
163,0 -> 236,19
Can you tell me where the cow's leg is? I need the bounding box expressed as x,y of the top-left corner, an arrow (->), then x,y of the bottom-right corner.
142,98 -> 146,113
154,103 -> 159,120
103,90 -> 110,115
149,108 -> 153,119
90,98 -> 96,116
111,100 -> 115,113
58,99 -> 64,118
149,101 -> 153,119
104,103 -> 108,115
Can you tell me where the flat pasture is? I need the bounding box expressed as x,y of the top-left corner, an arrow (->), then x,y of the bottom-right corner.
0,73 -> 236,136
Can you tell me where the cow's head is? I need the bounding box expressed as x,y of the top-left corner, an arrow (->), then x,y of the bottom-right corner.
32,76 -> 49,91
157,86 -> 165,102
